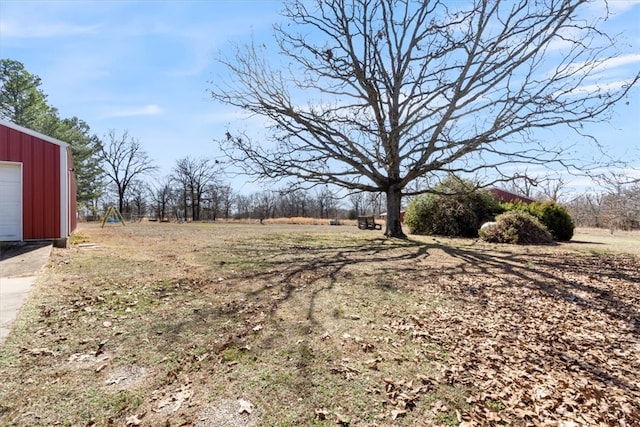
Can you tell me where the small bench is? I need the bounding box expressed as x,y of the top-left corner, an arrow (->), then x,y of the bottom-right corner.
357,216 -> 382,230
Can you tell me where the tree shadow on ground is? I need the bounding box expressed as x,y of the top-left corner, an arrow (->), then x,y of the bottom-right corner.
240,238 -> 431,322
435,243 -> 639,334
428,241 -> 640,402
142,235 -> 639,417
234,236 -> 639,400
144,238 -> 436,359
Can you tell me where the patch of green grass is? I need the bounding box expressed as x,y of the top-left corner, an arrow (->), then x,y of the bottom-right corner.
8,384 -> 144,426
221,345 -> 246,363
423,343 -> 449,361
295,342 -> 315,367
84,388 -> 143,421
423,383 -> 471,425
438,409 -> 460,426
486,398 -> 506,411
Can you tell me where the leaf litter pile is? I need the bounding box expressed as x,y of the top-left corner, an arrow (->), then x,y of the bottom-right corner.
0,223 -> 638,426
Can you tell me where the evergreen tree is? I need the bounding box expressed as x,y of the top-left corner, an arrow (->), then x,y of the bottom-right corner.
0,59 -> 50,128
0,58 -> 104,212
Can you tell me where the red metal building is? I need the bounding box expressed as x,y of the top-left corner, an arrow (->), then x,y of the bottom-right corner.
0,119 -> 77,245
490,188 -> 535,204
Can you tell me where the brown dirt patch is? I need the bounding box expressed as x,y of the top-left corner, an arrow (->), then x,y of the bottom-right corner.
195,399 -> 258,427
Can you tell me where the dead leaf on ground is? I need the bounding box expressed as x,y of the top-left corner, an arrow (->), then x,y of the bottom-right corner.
238,398 -> 254,415
22,347 -> 55,356
315,408 -> 330,420
125,414 -> 142,426
334,412 -> 350,425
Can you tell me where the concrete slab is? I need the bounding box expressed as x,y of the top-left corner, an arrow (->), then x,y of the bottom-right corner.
0,242 -> 52,346
0,276 -> 36,344
1,241 -> 52,277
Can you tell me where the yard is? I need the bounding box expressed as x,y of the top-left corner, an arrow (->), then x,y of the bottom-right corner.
0,222 -> 638,426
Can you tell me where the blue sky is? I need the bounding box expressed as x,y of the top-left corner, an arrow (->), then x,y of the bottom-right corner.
1,0 -> 639,195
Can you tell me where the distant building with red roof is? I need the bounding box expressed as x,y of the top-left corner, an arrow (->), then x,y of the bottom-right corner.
490,188 -> 535,204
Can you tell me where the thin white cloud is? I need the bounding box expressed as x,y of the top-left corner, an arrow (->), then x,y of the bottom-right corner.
548,55 -> 640,96
105,104 -> 164,118
548,53 -> 640,83
580,54 -> 640,75
588,0 -> 640,16
565,78 -> 637,97
0,19 -> 102,38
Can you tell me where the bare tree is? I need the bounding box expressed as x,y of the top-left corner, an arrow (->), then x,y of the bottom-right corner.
172,157 -> 218,221
349,192 -> 366,217
217,184 -> 235,219
537,176 -> 567,203
366,191 -> 385,217
100,129 -> 156,214
597,172 -> 640,232
504,173 -> 567,202
314,186 -> 339,219
253,191 -> 277,223
211,0 -> 639,238
504,174 -> 539,199
201,183 -> 234,220
202,184 -> 220,220
567,191 -> 604,228
234,194 -> 253,219
567,169 -> 640,230
276,188 -> 310,217
125,179 -> 148,220
149,177 -> 174,221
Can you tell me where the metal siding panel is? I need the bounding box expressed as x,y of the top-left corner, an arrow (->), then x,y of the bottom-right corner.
59,147 -> 67,237
0,127 -> 9,159
32,140 -> 60,239
0,128 -> 22,163
51,143 -> 61,237
0,119 -> 70,148
31,136 -> 45,239
21,133 -> 35,239
33,140 -> 45,238
10,131 -> 23,161
37,141 -> 48,237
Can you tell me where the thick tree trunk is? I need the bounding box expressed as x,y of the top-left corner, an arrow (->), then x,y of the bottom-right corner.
385,186 -> 406,239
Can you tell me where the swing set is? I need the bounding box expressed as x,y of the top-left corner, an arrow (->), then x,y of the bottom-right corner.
101,206 -> 126,228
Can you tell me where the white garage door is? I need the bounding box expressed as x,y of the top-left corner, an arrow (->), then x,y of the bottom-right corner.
0,163 -> 22,241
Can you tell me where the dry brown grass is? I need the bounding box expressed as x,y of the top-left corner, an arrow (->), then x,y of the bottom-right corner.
0,223 -> 638,426
570,227 -> 640,255
145,216 -> 364,226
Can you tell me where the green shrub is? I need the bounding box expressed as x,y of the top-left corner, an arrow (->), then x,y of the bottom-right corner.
405,177 -> 501,237
479,211 -> 553,245
532,201 -> 575,241
499,200 -> 530,213
404,194 -> 437,235
500,200 -> 574,241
